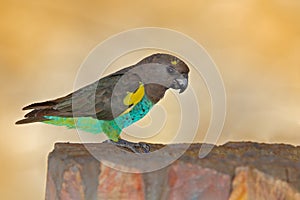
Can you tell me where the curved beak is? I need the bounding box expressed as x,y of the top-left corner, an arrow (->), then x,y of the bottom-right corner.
172,74 -> 189,93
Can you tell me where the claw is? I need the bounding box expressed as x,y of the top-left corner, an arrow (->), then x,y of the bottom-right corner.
103,139 -> 150,153
135,142 -> 150,153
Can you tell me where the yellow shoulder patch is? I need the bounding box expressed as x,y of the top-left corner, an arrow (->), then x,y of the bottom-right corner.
171,60 -> 178,65
122,82 -> 145,114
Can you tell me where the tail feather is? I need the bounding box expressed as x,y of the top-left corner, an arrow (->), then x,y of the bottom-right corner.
22,101 -> 56,110
24,109 -> 39,118
16,108 -> 69,125
15,117 -> 47,124
23,93 -> 72,110
24,108 -> 61,118
17,100 -> 61,125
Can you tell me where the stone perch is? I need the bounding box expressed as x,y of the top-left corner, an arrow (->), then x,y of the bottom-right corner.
45,142 -> 300,200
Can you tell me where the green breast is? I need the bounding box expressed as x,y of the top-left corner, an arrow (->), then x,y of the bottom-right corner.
114,95 -> 154,129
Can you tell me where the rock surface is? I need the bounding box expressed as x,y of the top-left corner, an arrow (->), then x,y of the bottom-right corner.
45,142 -> 300,200
229,167 -> 300,200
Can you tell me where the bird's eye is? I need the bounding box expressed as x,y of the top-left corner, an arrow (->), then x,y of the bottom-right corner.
167,66 -> 175,73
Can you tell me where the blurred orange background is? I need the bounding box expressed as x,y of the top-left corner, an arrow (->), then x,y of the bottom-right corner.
1,0 -> 300,199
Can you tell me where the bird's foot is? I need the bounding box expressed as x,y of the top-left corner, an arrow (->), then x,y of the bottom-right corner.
103,138 -> 150,153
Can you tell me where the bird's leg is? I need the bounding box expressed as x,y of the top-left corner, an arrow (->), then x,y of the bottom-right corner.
103,138 -> 150,153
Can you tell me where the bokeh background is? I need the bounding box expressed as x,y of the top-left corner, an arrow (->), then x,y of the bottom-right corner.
1,0 -> 300,199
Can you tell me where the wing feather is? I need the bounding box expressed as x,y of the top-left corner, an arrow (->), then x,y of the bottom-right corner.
16,66 -> 143,124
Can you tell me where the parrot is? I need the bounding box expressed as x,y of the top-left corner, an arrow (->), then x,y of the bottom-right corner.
16,53 -> 190,153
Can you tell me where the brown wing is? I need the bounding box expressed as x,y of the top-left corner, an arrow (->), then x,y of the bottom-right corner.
16,66 -> 141,124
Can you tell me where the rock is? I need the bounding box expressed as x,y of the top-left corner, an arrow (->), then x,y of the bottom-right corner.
45,142 -> 300,200
229,167 -> 300,200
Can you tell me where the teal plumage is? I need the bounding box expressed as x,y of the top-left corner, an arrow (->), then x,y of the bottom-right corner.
43,95 -> 153,141
16,53 -> 190,152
